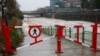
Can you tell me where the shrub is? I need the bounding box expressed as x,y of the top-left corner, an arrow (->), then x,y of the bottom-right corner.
10,29 -> 23,48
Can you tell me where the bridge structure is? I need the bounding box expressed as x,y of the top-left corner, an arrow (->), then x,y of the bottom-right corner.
23,11 -> 44,17
22,10 -> 100,17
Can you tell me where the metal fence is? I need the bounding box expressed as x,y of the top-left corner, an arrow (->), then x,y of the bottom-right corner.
41,26 -> 100,48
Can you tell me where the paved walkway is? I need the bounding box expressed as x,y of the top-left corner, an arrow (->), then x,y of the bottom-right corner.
13,34 -> 100,56
13,17 -> 100,56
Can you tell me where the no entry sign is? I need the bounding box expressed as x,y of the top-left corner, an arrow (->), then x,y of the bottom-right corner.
28,25 -> 42,38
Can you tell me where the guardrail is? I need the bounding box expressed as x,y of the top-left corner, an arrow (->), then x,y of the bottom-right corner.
41,23 -> 100,52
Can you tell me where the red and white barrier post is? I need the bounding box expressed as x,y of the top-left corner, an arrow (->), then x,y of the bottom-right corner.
0,19 -> 16,53
90,23 -> 98,52
55,25 -> 65,53
74,25 -> 82,44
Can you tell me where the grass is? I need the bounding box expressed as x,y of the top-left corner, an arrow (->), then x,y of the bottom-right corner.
10,29 -> 23,48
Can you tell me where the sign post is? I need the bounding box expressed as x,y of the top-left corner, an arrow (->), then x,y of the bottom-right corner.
28,25 -> 42,45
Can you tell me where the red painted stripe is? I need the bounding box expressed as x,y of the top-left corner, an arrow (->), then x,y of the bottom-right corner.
30,40 -> 43,46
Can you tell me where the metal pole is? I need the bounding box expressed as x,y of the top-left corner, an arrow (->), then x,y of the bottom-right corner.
69,27 -> 72,38
51,26 -> 53,35
1,0 -> 4,18
90,23 -> 98,52
1,0 -> 8,25
74,25 -> 82,44
82,27 -> 85,43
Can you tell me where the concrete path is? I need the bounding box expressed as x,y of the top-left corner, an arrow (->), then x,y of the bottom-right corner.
13,17 -> 100,56
13,34 -> 100,56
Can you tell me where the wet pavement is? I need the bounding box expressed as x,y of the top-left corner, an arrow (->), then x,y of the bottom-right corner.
13,17 -> 100,56
13,34 -> 100,56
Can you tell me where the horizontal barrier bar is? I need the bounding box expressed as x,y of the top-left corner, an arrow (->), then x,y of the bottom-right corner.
15,26 -> 23,28
14,25 -> 100,28
66,25 -> 100,29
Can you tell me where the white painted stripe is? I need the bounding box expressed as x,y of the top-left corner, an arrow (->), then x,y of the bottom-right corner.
70,38 -> 74,41
43,36 -> 55,41
43,37 -> 51,41
82,43 -> 90,47
65,36 -> 74,41
65,36 -> 91,48
16,44 -> 30,50
16,36 -> 55,50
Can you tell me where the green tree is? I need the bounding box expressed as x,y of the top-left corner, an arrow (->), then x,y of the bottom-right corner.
6,0 -> 24,19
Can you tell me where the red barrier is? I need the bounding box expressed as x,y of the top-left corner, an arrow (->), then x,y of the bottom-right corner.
74,25 -> 82,44
0,18 -> 99,53
55,25 -> 65,53
90,23 -> 98,52
0,19 -> 16,53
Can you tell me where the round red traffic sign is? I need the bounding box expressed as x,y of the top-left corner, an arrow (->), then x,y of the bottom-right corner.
28,25 -> 42,38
